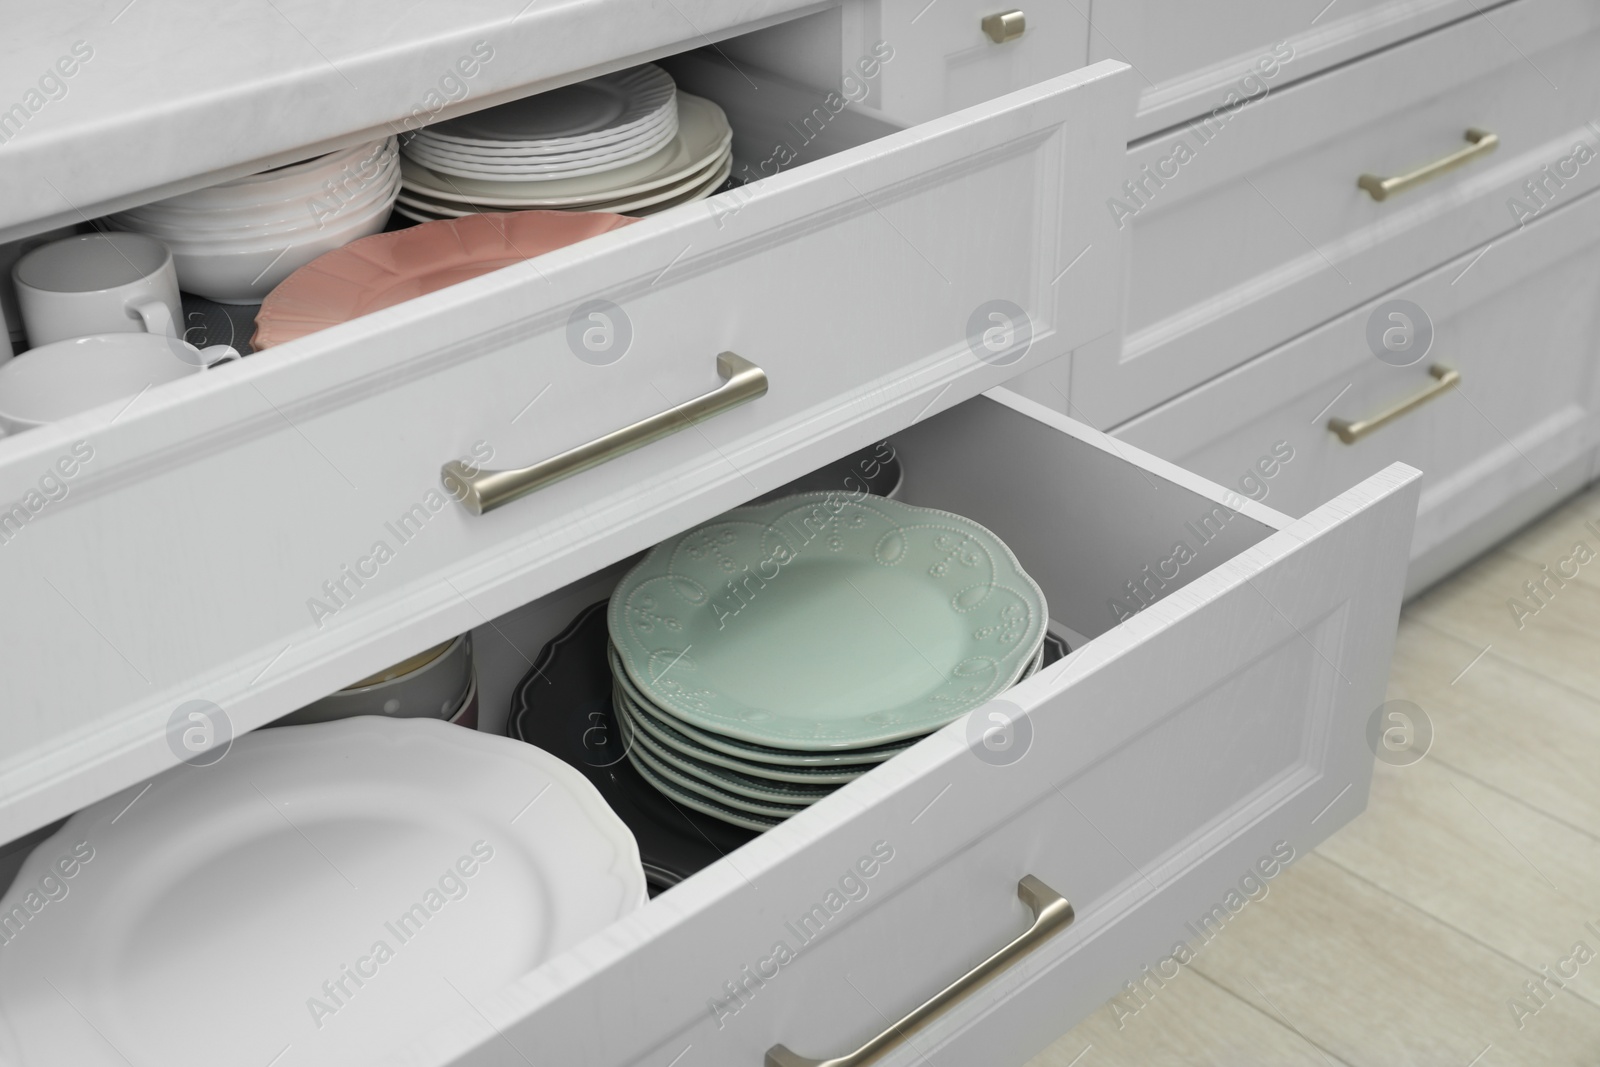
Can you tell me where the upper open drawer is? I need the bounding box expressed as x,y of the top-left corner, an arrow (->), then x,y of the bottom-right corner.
0,58 -> 1133,843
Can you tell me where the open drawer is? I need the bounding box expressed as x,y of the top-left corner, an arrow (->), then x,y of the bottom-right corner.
0,58 -> 1133,842
339,389 -> 1417,1067
0,391 -> 1418,1065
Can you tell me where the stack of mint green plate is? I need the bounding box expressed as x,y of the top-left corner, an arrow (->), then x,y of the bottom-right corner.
607,492 -> 1048,830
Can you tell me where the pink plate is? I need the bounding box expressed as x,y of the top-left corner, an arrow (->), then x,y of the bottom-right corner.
252,210 -> 639,349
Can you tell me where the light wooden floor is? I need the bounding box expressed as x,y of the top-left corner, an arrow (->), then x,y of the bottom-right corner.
1027,483 -> 1600,1067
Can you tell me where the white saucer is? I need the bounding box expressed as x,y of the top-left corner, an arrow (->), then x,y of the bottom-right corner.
421,64 -> 675,148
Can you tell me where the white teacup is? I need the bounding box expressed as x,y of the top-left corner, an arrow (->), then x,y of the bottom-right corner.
0,332 -> 237,435
12,232 -> 183,347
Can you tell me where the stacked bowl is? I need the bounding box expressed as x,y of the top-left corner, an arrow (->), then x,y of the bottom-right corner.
606,492 -> 1050,830
107,138 -> 400,303
269,633 -> 479,729
397,64 -> 733,221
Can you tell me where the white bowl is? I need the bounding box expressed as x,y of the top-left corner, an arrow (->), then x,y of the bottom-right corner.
126,178 -> 397,250
161,140 -> 393,209
167,207 -> 392,303
270,634 -> 474,726
118,168 -> 400,244
155,188 -> 395,254
116,154 -> 398,235
127,144 -> 398,223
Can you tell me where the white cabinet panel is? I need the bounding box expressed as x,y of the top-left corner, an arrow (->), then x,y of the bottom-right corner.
1077,0 -> 1600,427
1091,0 -> 1484,138
1114,183 -> 1600,596
851,0 -> 1091,126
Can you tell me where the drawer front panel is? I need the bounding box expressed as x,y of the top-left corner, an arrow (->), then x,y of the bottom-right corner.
1076,0 -> 1600,427
1092,0 -> 1482,138
0,63 -> 1133,845
392,394 -> 1418,1067
852,1 -> 1091,126
1115,183 -> 1600,579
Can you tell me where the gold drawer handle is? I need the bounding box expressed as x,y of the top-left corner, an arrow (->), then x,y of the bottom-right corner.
982,10 -> 1026,43
1328,364 -> 1459,444
1358,128 -> 1498,201
765,876 -> 1074,1067
443,352 -> 767,515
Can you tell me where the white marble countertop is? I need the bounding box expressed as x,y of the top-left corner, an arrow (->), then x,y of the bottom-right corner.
0,0 -> 811,242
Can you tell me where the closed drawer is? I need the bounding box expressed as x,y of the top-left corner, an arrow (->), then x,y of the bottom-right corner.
846,2 -> 1090,126
1074,0 -> 1600,428
362,390 -> 1414,1066
0,58 -> 1133,844
1114,183 -> 1600,595
1092,0 -> 1483,138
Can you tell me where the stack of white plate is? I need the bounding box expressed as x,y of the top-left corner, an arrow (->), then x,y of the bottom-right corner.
107,138 -> 400,303
0,718 -> 645,1066
397,66 -> 732,221
607,493 -> 1049,831
404,64 -> 678,180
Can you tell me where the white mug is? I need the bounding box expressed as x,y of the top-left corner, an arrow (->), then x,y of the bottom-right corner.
12,232 -> 182,347
0,332 -> 236,436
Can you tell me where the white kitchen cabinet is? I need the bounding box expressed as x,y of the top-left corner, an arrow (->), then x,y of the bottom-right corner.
1114,183 -> 1600,597
0,1 -> 1436,1064
1074,0 -> 1600,429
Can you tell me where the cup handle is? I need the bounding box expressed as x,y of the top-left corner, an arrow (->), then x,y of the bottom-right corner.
198,344 -> 240,368
130,299 -> 178,339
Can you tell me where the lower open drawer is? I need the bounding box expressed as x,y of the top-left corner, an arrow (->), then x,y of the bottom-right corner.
334,387 -> 1418,1067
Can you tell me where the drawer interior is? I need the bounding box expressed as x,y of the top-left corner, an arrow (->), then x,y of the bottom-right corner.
0,394 -> 1277,899
466,394 -> 1278,740
4,22 -> 902,359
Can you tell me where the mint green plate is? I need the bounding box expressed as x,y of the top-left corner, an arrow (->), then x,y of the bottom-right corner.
625,753 -> 782,832
608,492 -> 1047,750
608,642 -> 915,767
625,742 -> 810,820
609,640 -> 1041,776
614,688 -> 838,803
614,680 -> 875,784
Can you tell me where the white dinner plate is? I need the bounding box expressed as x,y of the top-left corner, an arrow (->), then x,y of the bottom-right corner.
405,105 -> 676,168
0,717 -> 645,1067
591,149 -> 731,214
402,111 -> 677,181
420,64 -> 675,148
393,147 -> 729,221
401,93 -> 729,208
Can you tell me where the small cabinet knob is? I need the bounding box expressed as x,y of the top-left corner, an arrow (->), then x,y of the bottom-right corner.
982,9 -> 1026,44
